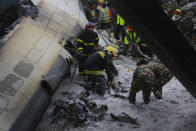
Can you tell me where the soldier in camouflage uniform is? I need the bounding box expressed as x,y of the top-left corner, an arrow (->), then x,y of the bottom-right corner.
128,59 -> 173,104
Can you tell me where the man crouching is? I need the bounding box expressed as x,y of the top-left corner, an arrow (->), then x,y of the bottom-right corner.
128,59 -> 173,104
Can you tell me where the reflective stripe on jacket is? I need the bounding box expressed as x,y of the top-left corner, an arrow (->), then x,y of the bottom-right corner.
124,29 -> 132,45
117,15 -> 125,26
124,29 -> 141,45
140,43 -> 148,47
132,32 -> 140,44
76,30 -> 99,55
98,51 -> 105,58
77,39 -> 95,46
83,70 -> 103,75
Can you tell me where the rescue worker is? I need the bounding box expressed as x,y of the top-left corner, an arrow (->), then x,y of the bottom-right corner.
128,30 -> 142,58
120,25 -> 134,56
119,25 -> 152,58
97,2 -> 112,29
82,46 -> 119,95
122,27 -> 153,58
114,14 -> 126,40
77,22 -> 99,75
172,9 -> 182,26
128,59 -> 173,104
85,0 -> 99,23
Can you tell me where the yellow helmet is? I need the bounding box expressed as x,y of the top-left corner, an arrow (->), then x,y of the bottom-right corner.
99,0 -> 106,5
99,0 -> 104,3
176,9 -> 181,14
106,46 -> 116,56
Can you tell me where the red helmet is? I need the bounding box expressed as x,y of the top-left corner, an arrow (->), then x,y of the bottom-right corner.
167,9 -> 173,15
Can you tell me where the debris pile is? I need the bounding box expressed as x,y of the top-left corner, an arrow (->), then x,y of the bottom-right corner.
47,94 -> 108,127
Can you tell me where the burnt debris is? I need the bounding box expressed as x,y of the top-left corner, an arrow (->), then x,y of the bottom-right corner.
47,95 -> 108,127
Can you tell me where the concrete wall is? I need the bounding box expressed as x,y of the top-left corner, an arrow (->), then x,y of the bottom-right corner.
0,0 -> 87,130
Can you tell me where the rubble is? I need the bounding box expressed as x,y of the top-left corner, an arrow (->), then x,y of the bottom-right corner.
46,96 -> 108,127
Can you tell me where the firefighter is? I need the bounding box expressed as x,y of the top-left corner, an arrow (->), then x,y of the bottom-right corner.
82,46 -> 119,95
77,22 -> 99,75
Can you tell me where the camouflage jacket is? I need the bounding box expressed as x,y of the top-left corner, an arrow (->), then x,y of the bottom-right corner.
147,61 -> 173,86
134,60 -> 173,88
133,64 -> 155,85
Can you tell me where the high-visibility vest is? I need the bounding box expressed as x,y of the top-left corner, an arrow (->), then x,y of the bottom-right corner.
91,10 -> 96,16
124,29 -> 140,45
117,15 -> 125,26
101,7 -> 110,23
132,32 -> 140,44
124,30 -> 131,45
